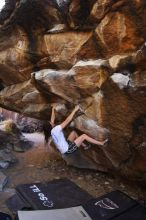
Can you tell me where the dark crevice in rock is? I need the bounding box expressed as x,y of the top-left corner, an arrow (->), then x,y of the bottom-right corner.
0,79 -> 6,91
55,0 -> 96,29
0,0 -> 16,25
14,0 -> 67,33
68,0 -> 95,30
132,114 -> 146,135
55,0 -> 70,22
12,1 -> 62,67
117,63 -> 137,75
27,33 -> 41,66
120,114 -> 146,168
70,1 -> 91,26
0,103 -> 20,114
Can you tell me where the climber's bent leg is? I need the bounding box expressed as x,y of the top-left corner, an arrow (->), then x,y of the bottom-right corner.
74,134 -> 107,147
67,130 -> 78,142
67,130 -> 87,148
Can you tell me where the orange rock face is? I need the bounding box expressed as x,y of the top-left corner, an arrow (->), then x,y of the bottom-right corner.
0,0 -> 146,182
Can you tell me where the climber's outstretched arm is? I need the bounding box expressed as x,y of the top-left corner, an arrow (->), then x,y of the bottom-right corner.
50,105 -> 56,125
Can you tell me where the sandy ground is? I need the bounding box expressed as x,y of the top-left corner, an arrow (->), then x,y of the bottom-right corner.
1,132 -> 146,218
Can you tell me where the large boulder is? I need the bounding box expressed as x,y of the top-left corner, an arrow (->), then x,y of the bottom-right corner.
0,120 -> 33,168
0,0 -> 146,182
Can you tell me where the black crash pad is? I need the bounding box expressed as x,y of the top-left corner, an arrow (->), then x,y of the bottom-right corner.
7,178 -> 93,212
83,190 -> 139,220
6,193 -> 31,213
0,212 -> 12,220
16,191 -> 146,220
114,205 -> 146,220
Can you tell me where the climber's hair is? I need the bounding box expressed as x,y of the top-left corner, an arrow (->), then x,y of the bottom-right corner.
42,121 -> 52,144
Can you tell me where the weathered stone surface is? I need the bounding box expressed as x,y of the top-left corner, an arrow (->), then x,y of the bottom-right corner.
0,171 -> 8,191
16,115 -> 43,133
0,0 -> 146,182
44,31 -> 93,68
0,148 -> 16,169
0,121 -> 33,153
0,120 -> 34,167
69,60 -> 110,93
95,11 -> 144,57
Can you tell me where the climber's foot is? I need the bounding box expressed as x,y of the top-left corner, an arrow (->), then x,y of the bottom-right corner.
100,138 -> 109,146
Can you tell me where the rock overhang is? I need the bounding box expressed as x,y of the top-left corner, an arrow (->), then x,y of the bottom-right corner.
0,0 -> 146,181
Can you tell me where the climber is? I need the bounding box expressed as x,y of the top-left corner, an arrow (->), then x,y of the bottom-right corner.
43,104 -> 108,156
